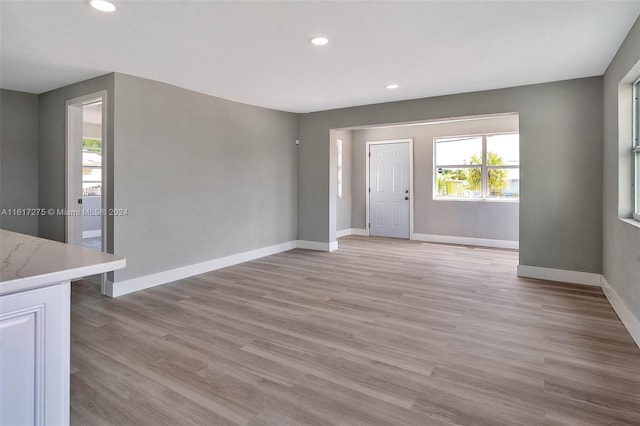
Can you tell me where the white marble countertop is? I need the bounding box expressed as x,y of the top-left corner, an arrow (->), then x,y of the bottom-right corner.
0,229 -> 126,296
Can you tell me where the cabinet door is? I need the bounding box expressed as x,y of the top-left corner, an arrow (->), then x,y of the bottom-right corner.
0,282 -> 70,426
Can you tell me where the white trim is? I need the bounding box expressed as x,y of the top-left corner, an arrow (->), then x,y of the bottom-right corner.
601,276 -> 640,348
411,232 -> 518,250
621,217 -> 640,229
99,235 -> 640,351
633,77 -> 639,216
100,93 -> 108,255
336,228 -> 368,238
336,229 -> 351,238
365,139 -> 414,238
516,264 -> 601,287
105,241 -> 297,297
82,229 -> 101,239
297,240 -> 338,252
350,228 -> 368,236
365,144 -> 370,237
336,139 -> 343,198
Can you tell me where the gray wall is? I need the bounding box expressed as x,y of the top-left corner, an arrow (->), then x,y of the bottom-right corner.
111,74 -> 298,281
38,74 -> 115,251
350,116 -> 519,241
333,129 -> 352,232
298,77 -> 603,273
603,17 -> 640,320
0,89 -> 39,235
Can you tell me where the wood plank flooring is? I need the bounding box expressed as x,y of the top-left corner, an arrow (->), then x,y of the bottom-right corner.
70,236 -> 640,425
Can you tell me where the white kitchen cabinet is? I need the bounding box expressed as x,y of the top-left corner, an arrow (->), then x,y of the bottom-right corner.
0,282 -> 70,425
0,230 -> 125,426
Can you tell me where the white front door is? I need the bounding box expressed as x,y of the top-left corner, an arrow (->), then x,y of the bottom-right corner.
369,142 -> 410,239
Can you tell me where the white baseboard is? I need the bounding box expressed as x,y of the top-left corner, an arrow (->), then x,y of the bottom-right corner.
600,276 -> 640,348
101,235 -> 639,350
411,233 -> 518,250
105,240 -> 297,297
336,229 -> 351,238
297,240 -> 338,252
83,229 -> 101,239
517,264 -> 601,287
336,228 -> 369,238
516,267 -> 638,348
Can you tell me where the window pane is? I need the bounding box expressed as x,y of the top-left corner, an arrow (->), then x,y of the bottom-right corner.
487,134 -> 519,166
487,168 -> 519,199
435,167 -> 482,198
435,137 -> 482,166
337,139 -> 343,198
635,81 -> 640,214
636,152 -> 640,213
635,81 -> 639,149
82,138 -> 102,197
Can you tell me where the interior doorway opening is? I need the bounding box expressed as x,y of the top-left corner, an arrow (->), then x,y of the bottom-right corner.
332,113 -> 519,250
66,91 -> 108,290
65,91 -> 108,253
81,101 -> 103,250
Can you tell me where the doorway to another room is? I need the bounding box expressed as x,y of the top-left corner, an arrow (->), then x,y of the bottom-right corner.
66,92 -> 107,252
81,101 -> 103,250
333,114 -> 519,250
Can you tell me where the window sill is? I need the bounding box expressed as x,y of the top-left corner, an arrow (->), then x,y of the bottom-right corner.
433,197 -> 519,203
620,217 -> 640,230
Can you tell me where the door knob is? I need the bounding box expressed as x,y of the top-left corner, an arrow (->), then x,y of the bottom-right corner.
405,190 -> 409,193
77,198 -> 83,204
405,196 -> 409,200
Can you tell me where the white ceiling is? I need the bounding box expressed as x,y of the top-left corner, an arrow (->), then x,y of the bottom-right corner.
2,1 -> 639,113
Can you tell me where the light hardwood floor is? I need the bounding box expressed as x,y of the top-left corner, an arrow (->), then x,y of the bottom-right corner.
70,236 -> 640,425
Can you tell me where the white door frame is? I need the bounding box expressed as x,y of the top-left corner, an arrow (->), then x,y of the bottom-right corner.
365,139 -> 414,238
65,90 -> 108,252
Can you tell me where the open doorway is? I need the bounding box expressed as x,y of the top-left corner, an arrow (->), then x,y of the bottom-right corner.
81,101 -> 103,250
333,113 -> 519,249
66,91 -> 107,252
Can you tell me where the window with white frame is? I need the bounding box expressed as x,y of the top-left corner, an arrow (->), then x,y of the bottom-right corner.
337,139 -> 343,198
634,78 -> 640,220
434,133 -> 520,200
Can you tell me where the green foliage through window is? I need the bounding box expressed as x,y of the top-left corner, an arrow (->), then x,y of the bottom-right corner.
82,138 -> 102,153
466,152 -> 508,195
434,133 -> 519,199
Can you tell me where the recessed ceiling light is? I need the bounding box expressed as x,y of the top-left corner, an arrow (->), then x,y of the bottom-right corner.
386,84 -> 399,90
310,37 -> 329,46
89,0 -> 116,12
